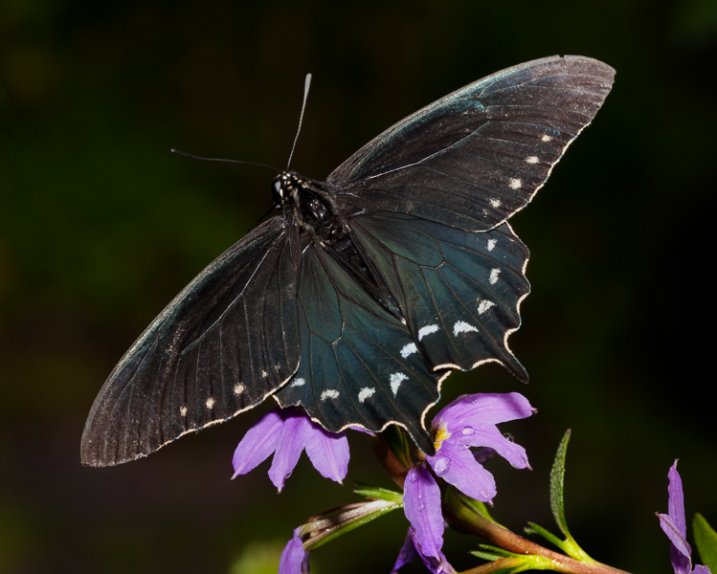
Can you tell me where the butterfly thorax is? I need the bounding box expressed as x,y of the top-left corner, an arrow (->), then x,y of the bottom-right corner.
272,171 -> 402,317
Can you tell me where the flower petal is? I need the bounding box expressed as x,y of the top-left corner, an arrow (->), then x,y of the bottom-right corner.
658,460 -> 693,574
403,465 -> 444,560
232,411 -> 283,478
456,425 -> 530,469
303,422 -> 349,484
434,393 -> 535,432
428,440 -> 497,503
391,529 -> 419,573
693,565 -> 712,574
391,529 -> 456,574
668,461 -> 687,537
658,513 -> 693,565
279,528 -> 310,574
420,551 -> 456,574
268,414 -> 312,491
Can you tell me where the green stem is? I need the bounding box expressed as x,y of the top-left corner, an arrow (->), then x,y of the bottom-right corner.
445,490 -> 632,574
460,556 -> 526,573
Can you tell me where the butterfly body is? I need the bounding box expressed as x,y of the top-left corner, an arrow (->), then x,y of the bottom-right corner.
82,55 -> 614,466
274,171 -> 403,318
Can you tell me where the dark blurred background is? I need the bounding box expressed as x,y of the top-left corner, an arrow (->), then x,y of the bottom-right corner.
1,1 -> 716,573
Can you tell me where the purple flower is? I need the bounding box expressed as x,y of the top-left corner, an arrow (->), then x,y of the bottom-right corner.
657,461 -> 712,574
279,528 -> 309,574
391,527 -> 455,574
396,392 -> 534,571
232,408 -> 349,492
404,464 -> 445,561
426,392 -> 533,502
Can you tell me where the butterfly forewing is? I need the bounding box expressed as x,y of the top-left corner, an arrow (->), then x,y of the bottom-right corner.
81,218 -> 304,466
329,55 -> 615,232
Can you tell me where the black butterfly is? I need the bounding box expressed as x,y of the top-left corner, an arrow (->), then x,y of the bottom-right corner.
81,55 -> 614,466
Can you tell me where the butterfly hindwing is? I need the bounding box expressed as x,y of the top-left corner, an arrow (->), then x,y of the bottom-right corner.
350,213 -> 530,379
330,55 -> 615,232
81,218 -> 304,466
274,244 -> 441,452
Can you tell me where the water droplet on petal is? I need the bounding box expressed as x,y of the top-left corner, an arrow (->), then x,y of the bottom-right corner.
418,504 -> 425,511
462,425 -> 474,436
432,456 -> 451,476
408,471 -> 419,483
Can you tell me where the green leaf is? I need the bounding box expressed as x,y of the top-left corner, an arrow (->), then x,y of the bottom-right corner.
471,548 -> 510,561
352,484 -> 403,504
474,544 -> 518,559
550,429 -> 572,539
545,431 -> 594,563
693,513 -> 717,572
524,521 -> 564,549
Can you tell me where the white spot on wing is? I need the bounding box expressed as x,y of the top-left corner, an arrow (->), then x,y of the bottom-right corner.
477,299 -> 496,314
400,342 -> 418,358
490,198 -> 501,208
489,268 -> 501,284
487,238 -> 497,252
261,370 -> 269,379
526,155 -> 539,164
180,406 -> 188,417
453,321 -> 479,336
541,134 -> 552,142
320,389 -> 339,401
290,378 -> 306,387
508,178 -> 522,190
233,383 -> 245,395
205,397 -> 215,409
389,372 -> 408,396
418,324 -> 439,340
358,387 -> 376,403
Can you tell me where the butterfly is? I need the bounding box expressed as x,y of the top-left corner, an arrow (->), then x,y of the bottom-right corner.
81,55 -> 614,466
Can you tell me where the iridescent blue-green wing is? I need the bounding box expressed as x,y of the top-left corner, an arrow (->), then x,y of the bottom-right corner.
350,213 -> 530,380
274,243 -> 441,452
81,218 -> 304,466
329,55 -> 614,231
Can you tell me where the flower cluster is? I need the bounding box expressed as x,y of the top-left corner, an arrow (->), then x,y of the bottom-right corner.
232,393 -> 535,574
230,399 -> 713,574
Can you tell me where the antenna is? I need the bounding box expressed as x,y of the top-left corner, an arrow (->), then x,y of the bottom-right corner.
170,149 -> 279,173
287,73 -> 312,170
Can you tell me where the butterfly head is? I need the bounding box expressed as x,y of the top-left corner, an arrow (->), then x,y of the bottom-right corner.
271,170 -> 342,241
271,171 -> 308,208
